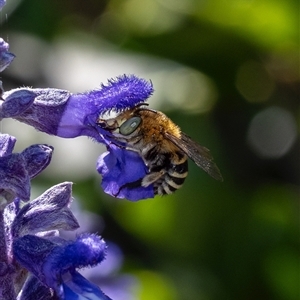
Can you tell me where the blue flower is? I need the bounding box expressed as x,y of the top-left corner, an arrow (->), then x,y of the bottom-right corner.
81,242 -> 140,300
0,20 -> 15,73
97,144 -> 154,200
0,38 -> 15,72
2,75 -> 153,141
1,75 -> 155,200
1,171 -> 111,299
0,134 -> 53,204
1,88 -> 72,135
62,271 -> 112,300
0,3 -> 148,298
61,200 -> 140,300
13,233 -> 110,300
0,132 -> 112,299
0,0 -> 154,201
57,75 -> 154,140
11,182 -> 79,238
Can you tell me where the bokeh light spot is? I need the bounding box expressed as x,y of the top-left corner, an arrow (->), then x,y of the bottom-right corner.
247,106 -> 297,159
119,0 -> 184,34
161,68 -> 218,114
236,60 -> 275,103
136,270 -> 178,300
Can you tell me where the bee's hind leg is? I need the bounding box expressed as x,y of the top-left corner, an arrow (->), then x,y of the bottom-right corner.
112,170 -> 165,197
141,170 -> 165,187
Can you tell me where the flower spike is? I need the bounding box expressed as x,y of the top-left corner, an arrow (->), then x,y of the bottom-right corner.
3,75 -> 153,144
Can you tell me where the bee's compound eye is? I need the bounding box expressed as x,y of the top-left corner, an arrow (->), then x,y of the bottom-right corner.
119,116 -> 142,135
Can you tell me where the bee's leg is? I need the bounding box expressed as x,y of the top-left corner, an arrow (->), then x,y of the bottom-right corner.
112,170 -> 165,197
106,140 -> 140,152
141,170 -> 165,187
106,140 -> 126,149
112,178 -> 143,197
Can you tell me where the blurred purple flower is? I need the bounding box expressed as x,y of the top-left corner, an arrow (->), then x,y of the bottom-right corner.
61,199 -> 140,300
1,75 -> 155,200
82,242 -> 140,300
62,271 -> 112,300
0,38 -> 15,72
0,0 -> 6,11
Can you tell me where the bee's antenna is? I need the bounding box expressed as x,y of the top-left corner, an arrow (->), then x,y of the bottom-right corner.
135,102 -> 157,114
138,102 -> 149,106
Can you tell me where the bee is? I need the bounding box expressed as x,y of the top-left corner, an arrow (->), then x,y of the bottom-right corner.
97,103 -> 223,196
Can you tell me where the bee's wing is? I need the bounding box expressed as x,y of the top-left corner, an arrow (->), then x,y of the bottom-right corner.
165,132 -> 223,181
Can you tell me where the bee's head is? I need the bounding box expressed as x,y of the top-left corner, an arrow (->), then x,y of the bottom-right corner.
97,109 -> 142,137
97,103 -> 156,138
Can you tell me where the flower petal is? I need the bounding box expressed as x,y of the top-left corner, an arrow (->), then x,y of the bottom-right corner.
0,140 -> 53,207
57,74 -> 153,140
12,182 -> 79,237
87,74 -> 153,115
97,144 -> 154,201
0,89 -> 36,118
4,88 -> 71,135
13,234 -> 108,298
0,154 -> 30,204
0,133 -> 16,157
17,275 -> 54,300
13,235 -> 56,284
5,75 -> 153,143
0,38 -> 15,72
62,271 -> 112,300
43,233 -> 107,277
21,144 -> 53,178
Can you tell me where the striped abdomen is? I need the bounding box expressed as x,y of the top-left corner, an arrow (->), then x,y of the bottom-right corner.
154,155 -> 188,195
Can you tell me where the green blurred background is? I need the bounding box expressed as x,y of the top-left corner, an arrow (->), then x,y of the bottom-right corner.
1,0 -> 299,299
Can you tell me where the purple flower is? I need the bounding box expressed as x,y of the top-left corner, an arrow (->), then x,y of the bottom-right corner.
2,75 -> 153,141
11,182 -> 79,238
0,89 -> 37,118
0,131 -> 112,299
1,8 -> 148,298
2,75 -> 155,201
13,233 -> 110,300
0,0 -> 6,10
1,88 -> 71,135
0,38 -> 15,72
0,134 -> 53,204
63,271 -> 112,300
20,273 -> 106,300
97,144 -> 154,200
82,242 -> 140,300
1,175 -> 111,299
61,200 -> 140,300
57,75 -> 154,140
